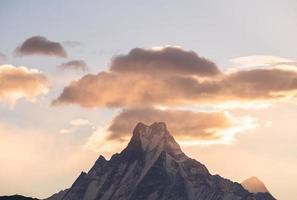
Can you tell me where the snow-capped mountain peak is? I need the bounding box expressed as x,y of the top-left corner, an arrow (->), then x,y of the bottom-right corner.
130,122 -> 187,161
47,122 -> 275,200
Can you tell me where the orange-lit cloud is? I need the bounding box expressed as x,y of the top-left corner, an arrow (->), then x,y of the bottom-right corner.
108,107 -> 234,141
15,36 -> 67,57
0,64 -> 49,106
83,107 -> 256,153
53,51 -> 297,108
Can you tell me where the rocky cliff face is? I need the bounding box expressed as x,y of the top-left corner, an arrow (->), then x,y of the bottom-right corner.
48,122 -> 275,200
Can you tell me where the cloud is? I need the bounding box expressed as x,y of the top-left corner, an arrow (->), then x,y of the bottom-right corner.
52,71 -> 173,107
15,36 -> 67,57
0,64 -> 49,106
52,46 -> 220,107
52,69 -> 297,108
0,52 -> 7,62
58,60 -> 87,71
228,55 -> 297,73
219,69 -> 297,101
83,107 -> 256,153
108,107 -> 235,141
110,107 -> 256,143
110,46 -> 220,77
230,55 -> 296,68
63,40 -> 83,48
53,49 -> 297,108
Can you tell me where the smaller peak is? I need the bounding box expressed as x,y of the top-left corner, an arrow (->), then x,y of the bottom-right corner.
249,176 -> 262,181
241,176 -> 269,193
243,176 -> 262,183
88,155 -> 107,176
80,171 -> 87,175
98,155 -> 106,162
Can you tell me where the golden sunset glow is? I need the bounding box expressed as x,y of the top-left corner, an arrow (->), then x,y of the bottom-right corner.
0,1 -> 296,200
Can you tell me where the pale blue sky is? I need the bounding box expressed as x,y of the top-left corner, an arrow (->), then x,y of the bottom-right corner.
1,0 -> 297,69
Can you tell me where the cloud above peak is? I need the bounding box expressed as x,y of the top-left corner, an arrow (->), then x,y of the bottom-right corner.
84,107 -> 255,153
15,36 -> 67,57
52,48 -> 297,108
110,46 -> 220,77
108,107 -> 234,142
0,64 -> 49,106
52,46 -> 220,107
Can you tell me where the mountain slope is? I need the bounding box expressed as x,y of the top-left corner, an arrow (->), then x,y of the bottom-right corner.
46,190 -> 68,200
0,195 -> 38,200
48,122 -> 275,200
241,177 -> 269,193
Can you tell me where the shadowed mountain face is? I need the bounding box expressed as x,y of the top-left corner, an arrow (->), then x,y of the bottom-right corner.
47,122 -> 275,200
0,195 -> 38,200
241,177 -> 269,194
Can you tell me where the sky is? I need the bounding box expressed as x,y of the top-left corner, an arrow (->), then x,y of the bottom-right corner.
0,0 -> 297,199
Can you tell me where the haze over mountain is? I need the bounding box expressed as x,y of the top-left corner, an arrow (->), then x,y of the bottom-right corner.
241,177 -> 269,194
45,122 -> 275,200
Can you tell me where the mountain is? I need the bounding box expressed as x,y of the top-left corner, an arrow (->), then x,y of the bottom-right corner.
45,190 -> 68,200
0,195 -> 38,200
47,122 -> 275,200
241,177 -> 269,193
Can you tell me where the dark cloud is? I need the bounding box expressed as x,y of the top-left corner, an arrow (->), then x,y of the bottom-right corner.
110,47 -> 220,77
219,69 -> 297,100
15,36 -> 67,57
107,107 -> 234,141
58,60 -> 87,71
52,47 -> 297,108
164,69 -> 297,102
